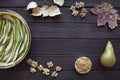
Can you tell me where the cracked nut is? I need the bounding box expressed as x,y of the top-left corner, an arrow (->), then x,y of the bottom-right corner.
55,66 -> 62,72
27,58 -> 32,65
70,5 -> 76,11
47,61 -> 54,68
72,10 -> 79,16
37,64 -> 44,71
51,71 -> 58,77
80,12 -> 87,18
81,8 -> 87,13
30,67 -> 37,73
31,60 -> 38,68
42,68 -> 50,76
75,2 -> 84,8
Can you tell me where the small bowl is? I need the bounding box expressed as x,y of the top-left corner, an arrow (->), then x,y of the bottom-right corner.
75,56 -> 92,74
0,9 -> 31,69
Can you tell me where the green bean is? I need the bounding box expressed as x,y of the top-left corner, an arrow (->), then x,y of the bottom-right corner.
0,36 -> 10,61
12,19 -> 22,61
2,15 -> 15,23
0,13 -> 30,63
0,20 -> 6,44
6,23 -> 16,62
0,20 -> 3,37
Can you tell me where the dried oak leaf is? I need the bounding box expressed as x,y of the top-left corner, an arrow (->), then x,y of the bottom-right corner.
91,2 -> 120,29
27,1 -> 38,10
53,0 -> 64,6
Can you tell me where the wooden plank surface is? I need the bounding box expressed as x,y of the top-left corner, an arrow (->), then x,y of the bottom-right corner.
0,0 -> 120,7
0,0 -> 120,80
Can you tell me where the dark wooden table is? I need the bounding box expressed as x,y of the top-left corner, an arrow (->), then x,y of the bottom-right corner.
0,0 -> 120,80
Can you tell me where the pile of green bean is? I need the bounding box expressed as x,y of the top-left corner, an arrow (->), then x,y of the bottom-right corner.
0,13 -> 29,63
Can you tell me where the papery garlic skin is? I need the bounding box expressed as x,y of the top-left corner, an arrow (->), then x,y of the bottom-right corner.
53,0 -> 64,6
31,7 -> 42,16
27,1 -> 38,10
41,5 -> 49,17
48,5 -> 62,17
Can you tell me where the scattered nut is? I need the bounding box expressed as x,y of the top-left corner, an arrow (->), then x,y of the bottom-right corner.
55,66 -> 62,72
31,60 -> 38,68
42,72 -> 50,76
70,1 -> 87,18
72,10 -> 79,16
43,71 -> 50,75
37,64 -> 44,71
75,2 -> 84,8
80,12 -> 87,18
30,67 -> 37,73
81,8 -> 87,13
43,68 -> 50,73
47,61 -> 54,68
70,5 -> 76,11
27,58 -> 32,65
27,58 -> 62,78
43,68 -> 50,76
51,71 -> 58,77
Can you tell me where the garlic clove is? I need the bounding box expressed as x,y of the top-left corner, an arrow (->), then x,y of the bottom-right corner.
31,7 -> 42,16
53,0 -> 64,6
27,1 -> 38,10
48,5 -> 61,17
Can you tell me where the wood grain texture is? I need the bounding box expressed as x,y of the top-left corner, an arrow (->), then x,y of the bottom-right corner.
0,0 -> 120,80
0,70 -> 119,80
29,23 -> 120,38
0,0 -> 120,7
1,8 -> 120,23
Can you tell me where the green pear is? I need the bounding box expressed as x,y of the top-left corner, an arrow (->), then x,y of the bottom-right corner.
100,41 -> 116,67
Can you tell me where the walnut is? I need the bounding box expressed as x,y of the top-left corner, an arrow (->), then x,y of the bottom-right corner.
80,12 -> 87,18
42,68 -> 50,75
43,71 -> 50,75
30,67 -> 37,73
47,61 -> 54,68
75,2 -> 84,8
70,5 -> 76,11
37,64 -> 44,71
81,8 -> 87,13
51,71 -> 58,77
31,60 -> 38,68
27,58 -> 32,65
72,10 -> 79,16
55,66 -> 62,72
27,58 -> 38,68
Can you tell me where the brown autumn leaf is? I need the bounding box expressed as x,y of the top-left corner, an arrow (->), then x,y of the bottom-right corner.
91,2 -> 120,29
